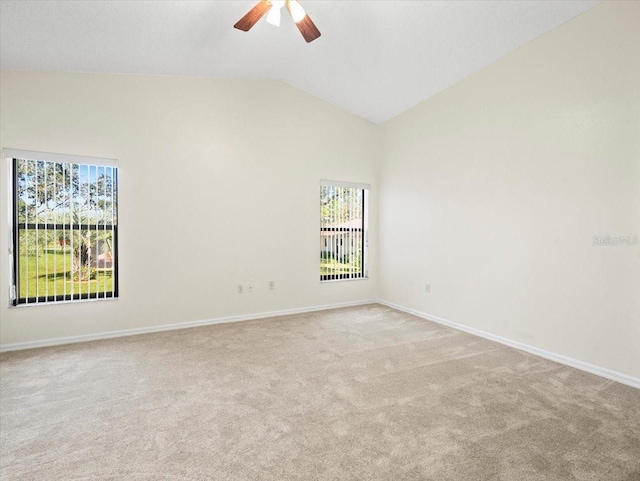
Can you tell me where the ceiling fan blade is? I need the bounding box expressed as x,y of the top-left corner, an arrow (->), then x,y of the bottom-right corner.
286,2 -> 321,43
234,0 -> 272,32
295,15 -> 321,43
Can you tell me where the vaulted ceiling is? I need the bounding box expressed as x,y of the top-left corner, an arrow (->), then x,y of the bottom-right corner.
0,0 -> 601,123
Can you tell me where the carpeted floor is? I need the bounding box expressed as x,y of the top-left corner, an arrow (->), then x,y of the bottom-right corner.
1,304 -> 639,481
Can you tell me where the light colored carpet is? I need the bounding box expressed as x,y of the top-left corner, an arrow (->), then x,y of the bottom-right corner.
1,304 -> 639,481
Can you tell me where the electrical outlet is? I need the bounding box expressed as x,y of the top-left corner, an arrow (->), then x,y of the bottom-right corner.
425,284 -> 431,293
269,281 -> 275,290
247,283 -> 254,293
237,284 -> 243,294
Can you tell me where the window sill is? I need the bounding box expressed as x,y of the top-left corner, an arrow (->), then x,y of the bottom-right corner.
11,297 -> 118,308
320,277 -> 369,284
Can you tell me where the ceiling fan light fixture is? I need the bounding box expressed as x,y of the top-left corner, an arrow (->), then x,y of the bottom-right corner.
266,6 -> 281,26
288,0 -> 307,23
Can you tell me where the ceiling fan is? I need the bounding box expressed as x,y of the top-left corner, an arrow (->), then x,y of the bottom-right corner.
234,0 -> 321,43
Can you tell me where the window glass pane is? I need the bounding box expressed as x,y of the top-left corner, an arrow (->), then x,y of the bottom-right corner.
320,183 -> 367,281
12,157 -> 118,304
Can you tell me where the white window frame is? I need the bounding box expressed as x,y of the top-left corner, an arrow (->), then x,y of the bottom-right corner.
320,180 -> 369,282
5,149 -> 119,306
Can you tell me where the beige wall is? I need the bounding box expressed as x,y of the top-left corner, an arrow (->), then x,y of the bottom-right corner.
0,72 -> 380,345
379,1 -> 640,378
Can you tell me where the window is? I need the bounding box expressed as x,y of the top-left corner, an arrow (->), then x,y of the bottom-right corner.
7,150 -> 118,305
320,180 -> 369,281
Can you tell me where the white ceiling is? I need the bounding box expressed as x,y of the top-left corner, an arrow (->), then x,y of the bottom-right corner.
0,0 -> 601,124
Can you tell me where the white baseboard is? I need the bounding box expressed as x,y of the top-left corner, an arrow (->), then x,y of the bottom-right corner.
377,299 -> 640,390
0,299 -> 377,353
